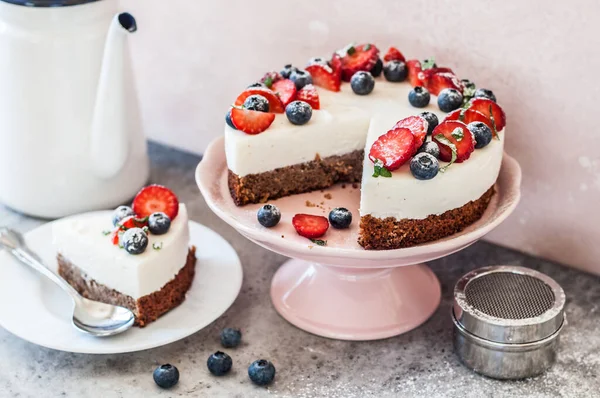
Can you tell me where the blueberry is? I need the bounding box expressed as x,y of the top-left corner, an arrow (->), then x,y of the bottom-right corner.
122,227 -> 148,255
474,88 -> 497,102
437,88 -> 463,112
408,86 -> 430,108
112,205 -> 135,226
225,109 -> 237,130
257,204 -> 281,227
419,112 -> 439,135
370,58 -> 383,77
280,64 -> 297,79
410,153 -> 439,180
243,94 -> 270,113
148,212 -> 171,235
153,364 -> 179,389
247,82 -> 266,88
383,60 -> 408,82
220,328 -> 242,348
468,121 -> 493,149
290,69 -> 312,90
248,359 -> 276,386
417,141 -> 440,159
350,71 -> 375,95
285,101 -> 312,125
207,351 -> 232,376
328,208 -> 352,229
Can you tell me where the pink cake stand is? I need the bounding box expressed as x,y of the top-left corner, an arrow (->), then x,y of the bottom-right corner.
196,137 -> 521,341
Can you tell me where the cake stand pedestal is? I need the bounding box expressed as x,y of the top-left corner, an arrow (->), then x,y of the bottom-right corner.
196,137 -> 521,341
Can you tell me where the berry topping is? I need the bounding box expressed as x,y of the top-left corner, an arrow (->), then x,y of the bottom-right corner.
305,63 -> 341,92
421,67 -> 455,84
406,59 -> 424,87
393,115 -> 429,150
257,204 -> 281,228
280,64 -> 297,79
410,152 -> 440,180
118,215 -> 148,230
468,121 -> 493,149
122,227 -> 148,255
292,214 -> 329,239
207,351 -> 232,376
328,207 -> 352,229
445,108 -> 493,131
112,205 -> 135,227
225,109 -> 237,130
230,107 -> 276,134
370,58 -> 383,77
419,111 -> 439,134
339,43 -> 380,82
474,88 -> 497,102
383,60 -> 408,82
296,84 -> 320,109
248,359 -> 276,386
437,88 -> 463,112
432,120 -> 475,164
243,94 -> 270,112
468,98 -> 506,132
369,127 -> 416,173
148,212 -> 171,235
330,53 -> 343,79
408,86 -> 431,108
461,78 -> 476,91
350,71 -> 375,95
271,79 -> 297,107
220,327 -> 242,348
289,68 -> 313,90
132,185 -> 180,220
383,47 -> 406,63
235,87 -> 284,113
260,71 -> 282,88
425,72 -> 463,96
285,100 -> 313,125
153,364 -> 179,389
417,141 -> 440,159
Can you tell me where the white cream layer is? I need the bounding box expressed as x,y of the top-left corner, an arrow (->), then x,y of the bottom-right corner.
52,204 -> 190,299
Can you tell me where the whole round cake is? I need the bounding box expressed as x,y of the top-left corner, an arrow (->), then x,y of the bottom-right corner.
223,43 -> 506,250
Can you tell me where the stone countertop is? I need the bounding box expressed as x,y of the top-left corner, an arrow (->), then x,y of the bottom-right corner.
1,142 -> 598,398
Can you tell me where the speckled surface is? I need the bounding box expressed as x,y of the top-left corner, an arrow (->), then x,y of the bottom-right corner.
0,142 -> 599,398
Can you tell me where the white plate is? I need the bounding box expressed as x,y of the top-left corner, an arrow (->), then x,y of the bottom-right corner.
0,217 -> 243,354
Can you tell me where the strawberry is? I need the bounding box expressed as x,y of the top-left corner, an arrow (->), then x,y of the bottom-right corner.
425,72 -> 463,96
383,47 -> 406,63
271,79 -> 297,107
110,229 -> 120,245
406,59 -> 424,87
230,107 -> 275,134
297,84 -> 320,110
393,115 -> 429,151
132,185 -> 180,220
330,53 -> 342,80
235,87 -> 285,113
468,98 -> 506,132
305,63 -> 341,92
118,215 -> 148,230
368,127 -> 416,171
339,43 -> 379,82
431,120 -> 475,163
260,71 -> 282,88
445,108 -> 493,131
292,214 -> 329,239
421,67 -> 455,83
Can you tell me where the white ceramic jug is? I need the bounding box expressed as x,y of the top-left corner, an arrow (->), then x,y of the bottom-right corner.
0,0 -> 149,218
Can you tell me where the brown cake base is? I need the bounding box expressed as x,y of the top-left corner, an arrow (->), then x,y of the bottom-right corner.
358,187 -> 495,250
228,150 -> 364,206
57,246 -> 197,327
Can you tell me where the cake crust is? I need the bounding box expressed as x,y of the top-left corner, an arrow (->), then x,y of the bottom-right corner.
58,246 -> 197,327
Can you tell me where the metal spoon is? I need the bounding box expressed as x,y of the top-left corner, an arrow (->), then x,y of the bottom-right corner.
0,228 -> 135,337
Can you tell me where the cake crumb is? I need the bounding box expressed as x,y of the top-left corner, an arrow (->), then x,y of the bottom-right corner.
305,200 -> 317,207
324,193 -> 332,200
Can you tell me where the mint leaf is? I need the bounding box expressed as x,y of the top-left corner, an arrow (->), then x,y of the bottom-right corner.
422,57 -> 436,70
152,242 -> 163,251
310,239 -> 327,246
434,133 -> 458,172
451,127 -> 464,141
372,160 -> 392,178
102,230 -> 111,236
263,76 -> 273,88
347,45 -> 356,55
458,109 -> 467,122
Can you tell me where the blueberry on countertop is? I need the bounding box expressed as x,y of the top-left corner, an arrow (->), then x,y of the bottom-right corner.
417,141 -> 440,159
285,101 -> 313,125
207,351 -> 233,376
383,60 -> 408,82
248,359 -> 276,386
437,88 -> 463,112
257,204 -> 281,228
289,69 -> 313,90
153,364 -> 179,389
225,109 -> 237,130
112,205 -> 135,227
122,228 -> 148,255
408,86 -> 430,108
474,88 -> 497,102
370,58 -> 383,77
243,94 -> 270,113
280,64 -> 298,79
410,152 -> 439,180
328,208 -> 352,229
419,111 -> 439,135
220,328 -> 242,348
468,121 -> 493,149
350,71 -> 375,95
148,212 -> 171,235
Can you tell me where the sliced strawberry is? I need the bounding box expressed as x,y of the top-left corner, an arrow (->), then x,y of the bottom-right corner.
421,67 -> 454,83
468,98 -> 506,132
445,108 -> 493,131
340,43 -> 379,82
383,47 -> 406,63
432,120 -> 475,163
132,185 -> 180,220
297,84 -> 320,110
230,107 -> 275,135
330,53 -> 342,80
260,71 -> 282,88
118,215 -> 149,230
110,229 -> 120,245
425,72 -> 463,96
271,79 -> 297,107
235,88 -> 285,113
406,60 -> 424,87
393,116 -> 429,152
368,127 -> 416,171
305,63 -> 341,92
292,214 -> 329,239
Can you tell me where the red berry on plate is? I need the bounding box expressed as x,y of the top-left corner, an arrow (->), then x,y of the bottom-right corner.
421,67 -> 454,84
468,98 -> 506,132
406,59 -> 424,87
305,63 -> 341,92
393,115 -> 429,152
297,84 -> 320,110
132,185 -> 180,220
368,127 -> 416,171
230,107 -> 276,135
292,214 -> 329,239
271,79 -> 297,107
425,72 -> 463,96
383,47 -> 406,63
339,43 -> 380,82
445,108 -> 493,131
431,120 -> 475,163
330,53 -> 342,80
234,87 -> 285,113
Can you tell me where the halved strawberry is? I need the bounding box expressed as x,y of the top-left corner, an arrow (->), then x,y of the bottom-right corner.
383,47 -> 405,63
393,115 -> 428,152
431,120 -> 475,163
468,98 -> 506,132
132,185 -> 180,220
234,87 -> 285,113
425,72 -> 463,96
445,108 -> 493,131
421,67 -> 455,83
368,127 -> 416,171
292,214 -> 329,239
406,59 -> 424,87
339,43 -> 380,82
118,215 -> 149,230
330,53 -> 342,80
230,107 -> 275,135
305,63 -> 341,92
271,79 -> 297,107
297,84 -> 320,110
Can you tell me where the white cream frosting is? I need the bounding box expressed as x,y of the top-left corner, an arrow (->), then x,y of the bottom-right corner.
52,204 -> 190,299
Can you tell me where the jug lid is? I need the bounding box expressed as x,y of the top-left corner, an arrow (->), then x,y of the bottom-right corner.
1,0 -> 100,6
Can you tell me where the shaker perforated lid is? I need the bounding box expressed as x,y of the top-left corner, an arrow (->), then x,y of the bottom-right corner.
453,266 -> 565,344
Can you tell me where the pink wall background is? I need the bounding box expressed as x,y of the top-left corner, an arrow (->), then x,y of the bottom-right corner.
121,0 -> 600,275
